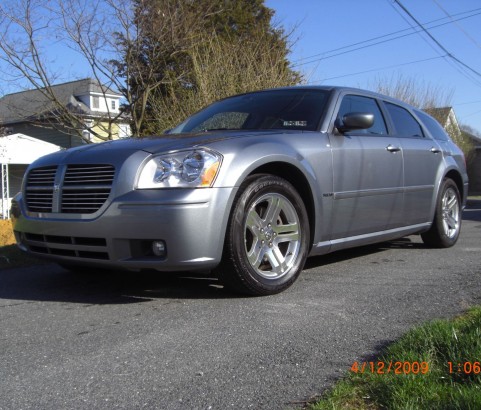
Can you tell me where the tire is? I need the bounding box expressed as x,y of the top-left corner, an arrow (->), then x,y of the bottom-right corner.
217,175 -> 310,296
421,178 -> 461,248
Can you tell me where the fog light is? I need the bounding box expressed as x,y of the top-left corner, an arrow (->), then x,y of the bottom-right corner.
152,240 -> 166,257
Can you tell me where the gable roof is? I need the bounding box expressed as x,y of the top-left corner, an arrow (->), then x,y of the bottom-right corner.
425,107 -> 452,124
0,78 -> 122,124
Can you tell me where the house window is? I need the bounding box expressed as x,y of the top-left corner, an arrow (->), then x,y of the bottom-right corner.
92,96 -> 100,109
111,100 -> 116,110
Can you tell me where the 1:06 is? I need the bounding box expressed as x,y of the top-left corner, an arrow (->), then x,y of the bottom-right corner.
448,362 -> 481,374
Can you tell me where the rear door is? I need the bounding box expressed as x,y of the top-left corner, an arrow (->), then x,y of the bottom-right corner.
383,102 -> 444,225
328,93 -> 404,239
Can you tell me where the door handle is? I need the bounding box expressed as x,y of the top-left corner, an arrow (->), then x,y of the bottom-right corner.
386,145 -> 401,153
430,147 -> 442,154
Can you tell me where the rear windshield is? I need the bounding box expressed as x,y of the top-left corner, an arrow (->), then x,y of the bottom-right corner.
415,110 -> 450,141
170,89 -> 329,134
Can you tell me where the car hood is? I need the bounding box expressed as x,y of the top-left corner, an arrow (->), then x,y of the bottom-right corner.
76,131 -> 281,155
29,130 -> 292,168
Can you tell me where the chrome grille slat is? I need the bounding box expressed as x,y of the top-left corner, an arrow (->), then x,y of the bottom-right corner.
25,166 -> 56,212
25,164 -> 115,215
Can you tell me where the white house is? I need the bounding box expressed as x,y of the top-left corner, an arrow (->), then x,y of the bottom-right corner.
0,134 -> 62,218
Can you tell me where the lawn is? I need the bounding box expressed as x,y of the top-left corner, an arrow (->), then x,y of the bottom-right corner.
0,219 -> 15,246
308,308 -> 481,409
0,219 -> 45,268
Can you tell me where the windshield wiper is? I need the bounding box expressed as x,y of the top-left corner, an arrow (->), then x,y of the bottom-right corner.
203,128 -> 243,132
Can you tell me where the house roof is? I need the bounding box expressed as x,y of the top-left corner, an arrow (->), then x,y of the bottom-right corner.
425,107 -> 452,124
0,133 -> 62,164
0,78 -> 122,124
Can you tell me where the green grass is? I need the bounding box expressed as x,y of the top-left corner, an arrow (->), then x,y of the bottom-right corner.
309,307 -> 481,410
0,245 -> 47,269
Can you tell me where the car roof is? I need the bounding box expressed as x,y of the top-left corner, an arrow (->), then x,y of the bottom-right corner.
240,85 -> 415,110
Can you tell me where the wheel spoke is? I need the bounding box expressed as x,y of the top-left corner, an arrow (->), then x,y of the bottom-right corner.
264,196 -> 283,223
446,194 -> 457,211
246,208 -> 263,231
274,223 -> 299,243
247,242 -> 264,269
445,214 -> 458,230
266,247 -> 288,274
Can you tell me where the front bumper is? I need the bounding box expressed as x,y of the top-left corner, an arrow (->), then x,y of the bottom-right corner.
12,187 -> 236,272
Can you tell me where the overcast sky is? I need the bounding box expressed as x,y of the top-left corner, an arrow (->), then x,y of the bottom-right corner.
266,0 -> 481,132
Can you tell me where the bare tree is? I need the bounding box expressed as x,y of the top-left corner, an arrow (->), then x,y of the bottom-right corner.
0,0 -> 299,139
0,0 -> 225,139
110,0 -> 222,135
369,74 -> 474,160
0,0 -> 131,142
369,73 -> 454,109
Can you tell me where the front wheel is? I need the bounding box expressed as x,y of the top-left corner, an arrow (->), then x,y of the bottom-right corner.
421,178 -> 461,248
218,175 -> 310,296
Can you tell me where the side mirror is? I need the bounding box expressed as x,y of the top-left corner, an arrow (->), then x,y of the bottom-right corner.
335,112 -> 374,133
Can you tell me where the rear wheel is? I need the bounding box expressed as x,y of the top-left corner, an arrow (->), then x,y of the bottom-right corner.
218,175 -> 310,296
421,178 -> 461,248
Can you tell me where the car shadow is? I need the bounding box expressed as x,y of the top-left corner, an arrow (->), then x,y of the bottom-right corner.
0,264 -> 244,305
463,198 -> 481,222
1,203 -> 478,305
1,237 -> 425,305
305,237 -> 425,270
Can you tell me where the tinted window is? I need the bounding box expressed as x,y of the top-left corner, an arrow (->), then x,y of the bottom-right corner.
415,110 -> 449,141
171,89 -> 329,133
385,103 -> 424,138
337,95 -> 387,135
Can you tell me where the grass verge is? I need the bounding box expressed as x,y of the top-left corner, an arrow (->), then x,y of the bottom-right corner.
308,307 -> 481,409
0,219 -> 15,245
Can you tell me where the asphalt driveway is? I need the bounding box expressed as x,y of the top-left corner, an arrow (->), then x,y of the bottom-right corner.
1,200 -> 480,409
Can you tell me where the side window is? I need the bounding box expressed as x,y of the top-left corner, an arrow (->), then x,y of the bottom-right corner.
337,95 -> 387,135
415,110 -> 449,141
385,103 -> 424,138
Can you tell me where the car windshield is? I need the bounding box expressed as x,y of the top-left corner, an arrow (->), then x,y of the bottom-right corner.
169,89 -> 329,134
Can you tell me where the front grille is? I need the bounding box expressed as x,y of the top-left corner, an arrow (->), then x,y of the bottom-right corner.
62,165 -> 115,213
25,166 -> 56,212
25,164 -> 115,214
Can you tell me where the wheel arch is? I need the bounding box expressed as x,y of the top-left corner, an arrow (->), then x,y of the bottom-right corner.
444,169 -> 464,202
246,162 -> 316,249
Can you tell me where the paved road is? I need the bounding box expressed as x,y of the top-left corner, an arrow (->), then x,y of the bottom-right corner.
1,201 -> 481,410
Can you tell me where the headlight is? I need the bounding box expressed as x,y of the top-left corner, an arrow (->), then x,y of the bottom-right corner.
136,149 -> 222,189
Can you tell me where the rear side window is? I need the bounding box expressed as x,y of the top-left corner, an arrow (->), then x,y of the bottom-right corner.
415,110 -> 450,141
337,95 -> 387,135
385,102 -> 424,138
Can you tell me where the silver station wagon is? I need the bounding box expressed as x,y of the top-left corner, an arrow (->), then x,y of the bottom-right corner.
11,86 -> 468,295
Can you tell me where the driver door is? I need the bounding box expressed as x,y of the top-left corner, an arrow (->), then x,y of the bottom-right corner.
328,94 -> 404,240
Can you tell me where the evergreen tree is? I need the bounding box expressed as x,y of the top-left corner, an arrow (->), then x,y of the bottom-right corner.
115,0 -> 301,135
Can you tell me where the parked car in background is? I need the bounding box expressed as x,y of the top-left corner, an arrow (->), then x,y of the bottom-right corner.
11,86 -> 468,295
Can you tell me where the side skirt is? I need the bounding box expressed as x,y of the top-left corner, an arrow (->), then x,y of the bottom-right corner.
309,222 -> 431,256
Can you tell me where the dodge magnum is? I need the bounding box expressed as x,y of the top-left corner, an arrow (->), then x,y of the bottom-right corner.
11,86 -> 468,295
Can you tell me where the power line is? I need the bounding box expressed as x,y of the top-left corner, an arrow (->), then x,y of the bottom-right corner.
431,0 -> 481,51
388,0 -> 481,88
393,0 -> 481,79
454,100 -> 481,106
307,55 -> 446,84
291,7 -> 481,68
385,0 -> 481,88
